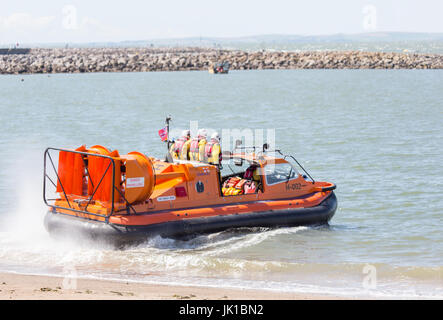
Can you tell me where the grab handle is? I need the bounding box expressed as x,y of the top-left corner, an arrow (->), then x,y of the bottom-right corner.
314,183 -> 336,192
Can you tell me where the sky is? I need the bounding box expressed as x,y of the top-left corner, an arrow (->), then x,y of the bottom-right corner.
0,0 -> 442,44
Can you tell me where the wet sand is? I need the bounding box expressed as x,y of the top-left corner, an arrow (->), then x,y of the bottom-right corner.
0,272 -> 345,300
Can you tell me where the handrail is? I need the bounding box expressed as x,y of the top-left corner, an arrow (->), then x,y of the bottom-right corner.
43,147 -> 118,221
113,185 -> 137,215
84,160 -> 112,212
229,146 -> 316,184
46,151 -> 72,209
282,154 -> 315,184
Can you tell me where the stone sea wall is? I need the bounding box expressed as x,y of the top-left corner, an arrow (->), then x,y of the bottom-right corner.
1,47 -> 442,74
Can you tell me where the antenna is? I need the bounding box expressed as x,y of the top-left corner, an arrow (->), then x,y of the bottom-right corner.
165,115 -> 172,149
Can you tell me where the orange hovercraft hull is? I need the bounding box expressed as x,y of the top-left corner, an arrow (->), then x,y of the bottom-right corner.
43,146 -> 337,245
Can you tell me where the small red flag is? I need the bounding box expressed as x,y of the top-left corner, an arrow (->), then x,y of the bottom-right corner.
158,127 -> 168,141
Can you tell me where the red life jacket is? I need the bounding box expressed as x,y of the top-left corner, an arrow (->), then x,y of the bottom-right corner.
235,179 -> 247,190
174,137 -> 187,154
244,181 -> 257,194
244,167 -> 254,179
205,139 -> 222,163
189,138 -> 199,154
224,177 -> 241,188
204,140 -> 214,158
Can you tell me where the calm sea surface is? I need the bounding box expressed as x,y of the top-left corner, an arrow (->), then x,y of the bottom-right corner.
0,69 -> 442,298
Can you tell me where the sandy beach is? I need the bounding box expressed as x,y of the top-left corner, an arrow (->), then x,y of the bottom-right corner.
0,272 -> 344,300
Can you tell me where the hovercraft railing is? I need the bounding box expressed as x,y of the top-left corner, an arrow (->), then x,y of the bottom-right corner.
281,153 -> 315,184
243,146 -> 316,184
43,147 -> 134,222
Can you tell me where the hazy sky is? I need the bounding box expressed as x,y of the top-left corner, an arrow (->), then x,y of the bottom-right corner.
1,0 -> 442,44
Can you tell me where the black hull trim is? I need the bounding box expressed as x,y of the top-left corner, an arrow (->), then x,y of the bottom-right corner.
45,192 -> 337,246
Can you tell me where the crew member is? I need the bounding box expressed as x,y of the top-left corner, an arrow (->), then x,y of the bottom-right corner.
189,129 -> 207,161
178,129 -> 191,160
170,130 -> 190,160
205,132 -> 222,166
198,129 -> 208,162
167,138 -> 176,162
169,138 -> 178,160
244,164 -> 258,180
247,163 -> 261,182
243,164 -> 261,193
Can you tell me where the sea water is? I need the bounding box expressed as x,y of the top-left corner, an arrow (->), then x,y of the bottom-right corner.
0,69 -> 442,298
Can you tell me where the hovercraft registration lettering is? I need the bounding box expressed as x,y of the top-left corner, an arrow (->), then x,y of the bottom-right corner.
286,182 -> 305,191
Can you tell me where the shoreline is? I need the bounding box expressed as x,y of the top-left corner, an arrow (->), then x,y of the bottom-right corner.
1,47 -> 442,74
0,271 -> 348,300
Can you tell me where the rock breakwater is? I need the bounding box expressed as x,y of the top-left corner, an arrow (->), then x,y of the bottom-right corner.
1,47 -> 442,74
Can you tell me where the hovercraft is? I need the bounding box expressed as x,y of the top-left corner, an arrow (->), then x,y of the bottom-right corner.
43,139 -> 337,246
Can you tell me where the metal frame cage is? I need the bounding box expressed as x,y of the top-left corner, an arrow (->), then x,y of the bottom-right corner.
43,147 -> 118,221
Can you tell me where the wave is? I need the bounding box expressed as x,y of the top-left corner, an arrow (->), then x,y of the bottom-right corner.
0,223 -> 441,299
0,150 -> 440,299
